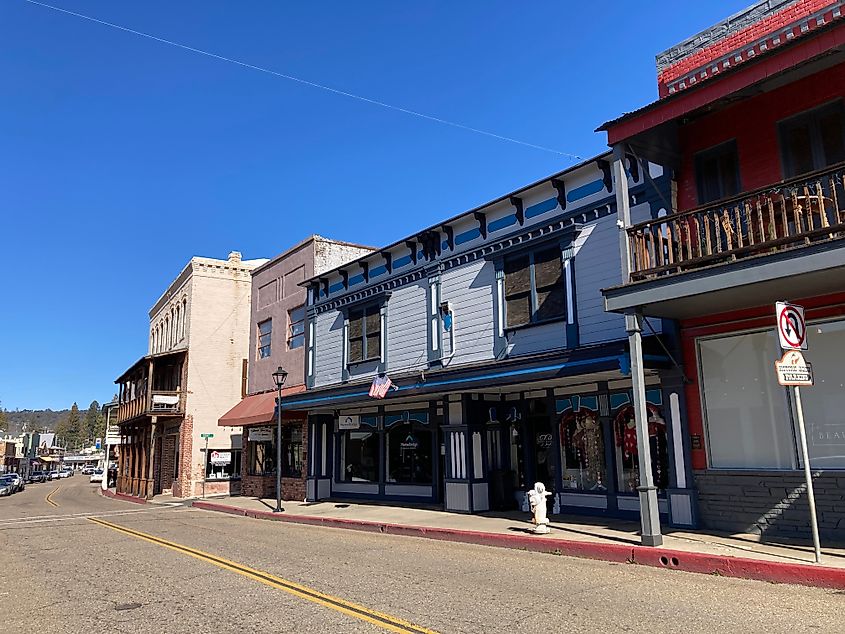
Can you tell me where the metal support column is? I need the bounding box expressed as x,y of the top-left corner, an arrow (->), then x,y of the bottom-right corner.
626,310 -> 663,547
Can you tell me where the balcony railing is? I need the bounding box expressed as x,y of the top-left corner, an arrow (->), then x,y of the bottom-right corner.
626,164 -> 845,281
117,390 -> 183,424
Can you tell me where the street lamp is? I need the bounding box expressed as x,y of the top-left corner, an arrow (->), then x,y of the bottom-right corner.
272,365 -> 288,513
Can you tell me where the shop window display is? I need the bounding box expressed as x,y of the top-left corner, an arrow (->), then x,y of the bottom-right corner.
558,396 -> 606,491
384,411 -> 432,484
340,416 -> 380,482
611,391 -> 669,493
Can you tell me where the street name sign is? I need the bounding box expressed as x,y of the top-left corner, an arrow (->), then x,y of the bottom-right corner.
776,301 -> 807,350
774,350 -> 814,386
200,433 -> 214,439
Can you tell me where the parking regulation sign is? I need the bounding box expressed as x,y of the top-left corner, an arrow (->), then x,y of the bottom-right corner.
776,301 -> 807,351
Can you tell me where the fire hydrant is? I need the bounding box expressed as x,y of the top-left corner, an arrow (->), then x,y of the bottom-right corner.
528,482 -> 552,534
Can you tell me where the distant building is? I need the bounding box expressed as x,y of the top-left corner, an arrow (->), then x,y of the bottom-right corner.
114,251 -> 268,499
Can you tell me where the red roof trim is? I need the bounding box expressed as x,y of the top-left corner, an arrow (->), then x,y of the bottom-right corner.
603,20 -> 845,145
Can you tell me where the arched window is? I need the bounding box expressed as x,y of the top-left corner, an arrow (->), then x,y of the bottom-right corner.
175,306 -> 181,346
170,308 -> 176,347
181,298 -> 187,340
164,317 -> 170,350
154,327 -> 159,353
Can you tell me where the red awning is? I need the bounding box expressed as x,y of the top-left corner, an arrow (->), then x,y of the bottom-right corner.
218,387 -> 307,427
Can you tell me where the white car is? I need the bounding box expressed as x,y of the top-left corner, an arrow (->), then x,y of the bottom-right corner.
58,470 -> 71,479
89,469 -> 104,483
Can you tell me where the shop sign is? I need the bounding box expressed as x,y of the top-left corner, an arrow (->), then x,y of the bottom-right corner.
339,415 -> 360,430
210,451 -> 231,466
776,301 -> 808,351
399,433 -> 418,450
536,433 -> 553,449
248,427 -> 273,442
774,350 -> 814,386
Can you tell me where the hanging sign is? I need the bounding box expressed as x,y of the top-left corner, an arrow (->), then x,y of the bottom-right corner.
339,415 -> 360,430
248,428 -> 273,442
776,301 -> 808,351
210,451 -> 231,466
774,350 -> 814,386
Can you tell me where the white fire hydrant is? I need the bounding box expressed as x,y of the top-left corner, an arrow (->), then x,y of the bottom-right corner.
528,482 -> 552,534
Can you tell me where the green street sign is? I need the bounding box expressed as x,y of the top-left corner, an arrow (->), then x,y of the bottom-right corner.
200,433 -> 214,439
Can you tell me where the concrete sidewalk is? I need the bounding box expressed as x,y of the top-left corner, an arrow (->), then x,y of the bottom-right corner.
190,495 -> 845,589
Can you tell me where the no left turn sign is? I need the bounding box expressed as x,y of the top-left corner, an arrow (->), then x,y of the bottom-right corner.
776,301 -> 807,351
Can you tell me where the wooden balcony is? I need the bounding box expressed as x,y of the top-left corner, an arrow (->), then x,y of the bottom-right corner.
627,164 -> 845,281
117,390 -> 184,424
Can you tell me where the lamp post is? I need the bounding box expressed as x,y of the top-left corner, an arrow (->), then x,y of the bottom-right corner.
272,365 -> 288,513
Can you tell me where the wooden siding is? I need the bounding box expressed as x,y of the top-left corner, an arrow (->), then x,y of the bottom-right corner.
506,321 -> 566,357
441,259 -> 495,365
387,281 -> 428,373
313,310 -> 344,387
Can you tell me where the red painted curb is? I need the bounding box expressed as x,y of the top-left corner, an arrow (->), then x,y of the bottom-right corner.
99,488 -> 148,505
192,500 -> 845,589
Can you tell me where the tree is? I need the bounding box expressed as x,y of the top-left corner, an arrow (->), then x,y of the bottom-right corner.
55,403 -> 83,450
0,401 -> 7,433
83,400 -> 101,443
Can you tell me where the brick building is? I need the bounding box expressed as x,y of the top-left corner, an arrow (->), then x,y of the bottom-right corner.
599,0 -> 845,538
114,251 -> 267,499
219,236 -> 374,502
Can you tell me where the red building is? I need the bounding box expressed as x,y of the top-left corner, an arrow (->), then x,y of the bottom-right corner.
600,0 -> 845,538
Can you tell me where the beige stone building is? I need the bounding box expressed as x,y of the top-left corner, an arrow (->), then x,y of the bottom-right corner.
115,250 -> 267,499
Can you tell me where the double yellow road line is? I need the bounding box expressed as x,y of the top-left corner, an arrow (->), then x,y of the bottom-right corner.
88,517 -> 437,634
45,487 -> 60,507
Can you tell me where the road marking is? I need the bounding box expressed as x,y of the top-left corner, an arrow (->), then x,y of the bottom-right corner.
45,487 -> 60,507
88,517 -> 438,634
0,507 -> 174,527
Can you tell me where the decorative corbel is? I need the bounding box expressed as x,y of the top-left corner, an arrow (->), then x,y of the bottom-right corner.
596,159 -> 613,192
509,196 -> 525,226
473,212 -> 488,240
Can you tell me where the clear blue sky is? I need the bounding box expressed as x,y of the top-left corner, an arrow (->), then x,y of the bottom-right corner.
0,1 -> 750,411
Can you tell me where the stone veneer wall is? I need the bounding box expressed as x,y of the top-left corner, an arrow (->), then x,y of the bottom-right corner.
694,470 -> 845,538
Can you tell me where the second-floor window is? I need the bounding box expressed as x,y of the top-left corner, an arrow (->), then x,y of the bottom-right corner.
504,246 -> 566,329
288,306 -> 305,350
348,306 -> 381,364
258,319 -> 272,359
779,101 -> 845,179
695,140 -> 741,205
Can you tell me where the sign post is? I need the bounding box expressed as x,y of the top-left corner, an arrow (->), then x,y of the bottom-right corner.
200,433 -> 214,499
774,302 -> 821,563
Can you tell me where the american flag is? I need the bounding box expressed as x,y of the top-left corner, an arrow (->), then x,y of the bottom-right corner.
369,374 -> 393,399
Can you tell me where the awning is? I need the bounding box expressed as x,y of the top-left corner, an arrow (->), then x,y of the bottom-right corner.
218,386 -> 307,427
38,456 -> 57,463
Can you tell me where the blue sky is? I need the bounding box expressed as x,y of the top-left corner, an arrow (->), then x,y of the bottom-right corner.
0,1 -> 750,411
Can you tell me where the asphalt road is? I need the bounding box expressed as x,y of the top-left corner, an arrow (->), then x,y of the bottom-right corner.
2,476 -> 844,634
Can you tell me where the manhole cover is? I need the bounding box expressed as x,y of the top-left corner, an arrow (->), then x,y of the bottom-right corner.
114,603 -> 142,612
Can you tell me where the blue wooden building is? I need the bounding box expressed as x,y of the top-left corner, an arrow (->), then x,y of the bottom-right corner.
281,153 -> 697,527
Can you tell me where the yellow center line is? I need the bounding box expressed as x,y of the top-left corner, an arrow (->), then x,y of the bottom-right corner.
87,517 -> 438,634
45,487 -> 60,507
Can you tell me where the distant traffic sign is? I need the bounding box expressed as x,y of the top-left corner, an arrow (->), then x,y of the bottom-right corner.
776,301 -> 807,351
774,350 -> 814,386
200,433 -> 214,439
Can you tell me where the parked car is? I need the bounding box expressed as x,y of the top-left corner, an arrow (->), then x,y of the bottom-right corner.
89,469 -> 104,484
0,478 -> 12,496
58,469 -> 71,479
81,466 -> 95,475
6,474 -> 24,492
48,471 -> 61,481
28,471 -> 46,483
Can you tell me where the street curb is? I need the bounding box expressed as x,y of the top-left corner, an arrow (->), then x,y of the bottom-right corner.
192,500 -> 845,590
99,488 -> 148,505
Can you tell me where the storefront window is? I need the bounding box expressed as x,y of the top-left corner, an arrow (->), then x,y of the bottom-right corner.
612,391 -> 669,493
340,416 -> 380,482
249,438 -> 274,476
558,396 -> 606,491
282,425 -> 303,478
205,449 -> 242,480
791,319 -> 845,469
385,411 -> 432,484
699,330 -> 796,469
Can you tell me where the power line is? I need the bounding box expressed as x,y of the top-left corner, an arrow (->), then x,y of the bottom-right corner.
23,0 -> 583,160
